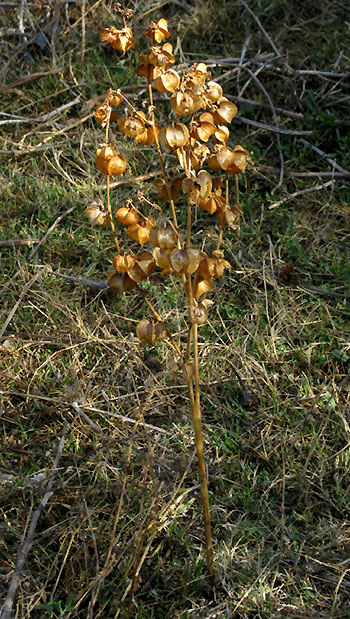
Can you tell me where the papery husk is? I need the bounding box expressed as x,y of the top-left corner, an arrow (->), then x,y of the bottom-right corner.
212,97 -> 238,124
169,247 -> 200,275
107,267 -> 137,292
216,205 -> 239,228
188,62 -> 207,84
190,119 -> 216,142
116,207 -> 139,226
95,102 -> 112,127
136,318 -> 167,344
118,112 -> 146,138
147,43 -> 175,68
149,225 -> 177,249
135,124 -> 160,146
193,274 -> 214,300
128,251 -> 155,282
126,220 -> 154,245
96,145 -> 126,176
154,177 -> 182,202
146,18 -> 170,43
182,170 -> 212,202
170,91 -> 204,116
190,299 -> 213,325
136,62 -> 164,80
154,69 -> 180,93
197,250 -> 231,279
152,247 -> 173,274
99,26 -> 134,53
83,200 -> 111,227
112,253 -> 136,273
214,125 -> 230,143
106,88 -> 124,108
205,81 -> 223,103
159,123 -> 189,150
196,192 -> 219,214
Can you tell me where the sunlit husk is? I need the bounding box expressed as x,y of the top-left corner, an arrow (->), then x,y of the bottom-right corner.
135,124 -> 160,146
170,91 -> 204,116
154,69 -> 180,93
147,43 -> 175,67
212,98 -> 238,124
159,123 -> 190,150
126,220 -> 154,244
169,247 -> 200,275
128,252 -> 155,282
99,26 -> 134,53
95,102 -> 112,127
116,207 -> 139,226
152,247 -> 173,274
205,81 -> 223,103
112,253 -> 136,273
106,88 -> 124,108
83,200 -> 111,227
96,145 -> 126,176
136,318 -> 167,344
118,112 -> 146,138
182,170 -> 212,202
107,267 -> 137,292
193,274 -> 214,300
149,225 -> 177,249
146,18 -> 170,43
190,299 -> 213,325
197,251 -> 231,279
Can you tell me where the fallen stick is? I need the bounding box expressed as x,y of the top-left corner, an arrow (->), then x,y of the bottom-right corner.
0,67 -> 66,94
269,180 -> 334,209
299,139 -> 350,176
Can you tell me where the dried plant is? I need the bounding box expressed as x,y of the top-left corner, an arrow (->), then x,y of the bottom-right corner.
84,8 -> 248,579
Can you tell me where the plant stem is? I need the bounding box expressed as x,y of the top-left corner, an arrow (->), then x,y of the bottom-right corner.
185,275 -> 215,578
106,175 -> 120,254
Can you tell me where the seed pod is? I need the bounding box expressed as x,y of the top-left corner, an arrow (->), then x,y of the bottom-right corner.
106,267 -> 137,292
126,220 -> 154,245
146,43 -> 175,68
96,145 -> 126,176
216,206 -> 238,228
135,124 -> 160,146
169,247 -> 200,275
95,102 -> 112,127
212,97 -> 238,124
197,251 -> 231,279
190,118 -> 216,142
152,247 -> 173,274
205,81 -> 223,103
128,252 -> 155,282
182,170 -> 212,203
214,125 -> 230,143
146,18 -> 170,43
136,318 -> 167,344
193,274 -> 214,300
112,253 -> 136,273
83,199 -> 111,227
170,91 -> 204,116
149,225 -> 177,249
118,112 -> 146,138
154,177 -> 182,202
116,207 -> 139,226
136,61 -> 164,80
99,26 -> 135,53
189,62 -> 207,84
159,123 -> 190,150
106,88 -> 124,108
190,299 -> 213,325
154,69 -> 180,93
196,193 -> 218,214
178,140 -> 209,170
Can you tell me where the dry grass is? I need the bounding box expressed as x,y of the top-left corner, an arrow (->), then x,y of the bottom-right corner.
1,1 -> 350,617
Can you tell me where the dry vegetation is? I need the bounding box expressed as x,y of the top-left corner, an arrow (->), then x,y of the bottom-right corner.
1,1 -> 350,617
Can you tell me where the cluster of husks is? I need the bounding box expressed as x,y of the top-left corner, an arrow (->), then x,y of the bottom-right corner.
88,16 -> 248,344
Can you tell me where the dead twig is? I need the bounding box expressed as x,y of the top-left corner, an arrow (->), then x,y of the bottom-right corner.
0,67 -> 66,95
0,239 -> 36,247
0,419 -> 69,619
239,0 -> 281,57
299,139 -> 350,176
